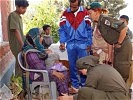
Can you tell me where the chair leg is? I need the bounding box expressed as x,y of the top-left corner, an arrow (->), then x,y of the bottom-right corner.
27,91 -> 32,100
27,84 -> 32,100
50,81 -> 57,100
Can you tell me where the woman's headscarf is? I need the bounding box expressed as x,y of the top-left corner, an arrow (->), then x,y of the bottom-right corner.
22,28 -> 45,53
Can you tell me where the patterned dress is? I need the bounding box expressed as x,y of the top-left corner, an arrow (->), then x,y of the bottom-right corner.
22,28 -> 69,95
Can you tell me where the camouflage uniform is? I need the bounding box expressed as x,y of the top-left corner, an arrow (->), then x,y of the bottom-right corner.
97,14 -> 132,81
76,56 -> 130,100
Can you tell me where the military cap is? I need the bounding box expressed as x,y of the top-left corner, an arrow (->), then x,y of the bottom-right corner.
120,15 -> 129,22
87,2 -> 102,10
76,55 -> 99,70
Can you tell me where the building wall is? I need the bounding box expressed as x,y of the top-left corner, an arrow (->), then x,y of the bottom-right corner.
0,42 -> 15,86
1,0 -> 11,41
0,0 -> 15,86
0,2 -> 3,42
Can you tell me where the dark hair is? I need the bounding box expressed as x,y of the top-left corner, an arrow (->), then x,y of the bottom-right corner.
15,0 -> 29,7
69,0 -> 81,6
42,24 -> 51,31
120,15 -> 129,22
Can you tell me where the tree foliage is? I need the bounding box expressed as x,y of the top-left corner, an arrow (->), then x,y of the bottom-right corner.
23,0 -> 127,42
61,0 -> 127,18
23,0 -> 60,42
81,0 -> 127,18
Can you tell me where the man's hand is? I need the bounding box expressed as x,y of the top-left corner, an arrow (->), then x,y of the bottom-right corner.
86,46 -> 91,53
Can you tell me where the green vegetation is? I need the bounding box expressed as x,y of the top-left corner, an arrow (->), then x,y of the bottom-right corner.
81,0 -> 127,18
23,0 -> 127,42
9,74 -> 22,97
23,0 -> 61,42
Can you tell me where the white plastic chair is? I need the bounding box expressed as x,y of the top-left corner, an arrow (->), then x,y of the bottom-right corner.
18,51 -> 57,100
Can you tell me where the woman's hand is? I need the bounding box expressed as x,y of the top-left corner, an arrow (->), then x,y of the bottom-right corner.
45,49 -> 53,54
86,46 -> 91,53
114,43 -> 122,48
52,71 -> 65,80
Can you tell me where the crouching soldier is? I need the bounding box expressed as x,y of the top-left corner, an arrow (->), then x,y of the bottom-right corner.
59,55 -> 130,100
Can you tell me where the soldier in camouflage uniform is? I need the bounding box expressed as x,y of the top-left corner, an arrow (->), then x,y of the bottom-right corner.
59,55 -> 130,100
87,2 -> 132,81
120,15 -> 133,40
76,55 -> 130,100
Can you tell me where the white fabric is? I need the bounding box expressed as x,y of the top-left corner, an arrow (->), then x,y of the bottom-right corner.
74,7 -> 80,17
48,41 -> 68,60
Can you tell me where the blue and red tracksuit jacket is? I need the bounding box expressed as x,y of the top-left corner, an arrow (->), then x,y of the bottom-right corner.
58,6 -> 92,46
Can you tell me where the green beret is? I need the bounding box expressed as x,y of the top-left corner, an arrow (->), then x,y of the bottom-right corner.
87,2 -> 102,10
76,55 -> 99,70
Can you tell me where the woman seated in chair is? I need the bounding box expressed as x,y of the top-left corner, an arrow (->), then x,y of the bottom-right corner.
22,28 -> 69,96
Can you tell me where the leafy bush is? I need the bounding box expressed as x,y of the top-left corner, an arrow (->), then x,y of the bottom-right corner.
23,0 -> 60,43
9,74 -> 22,97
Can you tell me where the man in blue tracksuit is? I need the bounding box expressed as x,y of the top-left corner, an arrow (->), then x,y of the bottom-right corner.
58,0 -> 92,93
